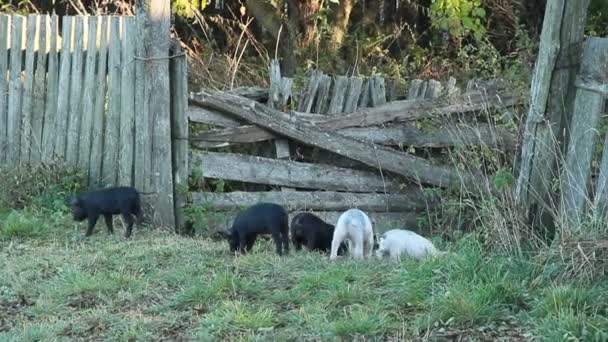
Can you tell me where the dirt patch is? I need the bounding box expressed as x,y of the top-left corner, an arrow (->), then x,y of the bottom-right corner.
67,291 -> 100,310
0,295 -> 35,332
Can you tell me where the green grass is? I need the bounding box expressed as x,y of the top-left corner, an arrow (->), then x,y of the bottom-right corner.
1,213 -> 607,341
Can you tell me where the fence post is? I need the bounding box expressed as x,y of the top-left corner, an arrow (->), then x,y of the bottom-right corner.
560,37 -> 608,228
170,41 -> 188,233
136,0 -> 175,228
514,0 -> 592,233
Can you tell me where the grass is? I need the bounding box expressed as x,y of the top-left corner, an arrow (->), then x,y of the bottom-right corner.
1,213 -> 608,341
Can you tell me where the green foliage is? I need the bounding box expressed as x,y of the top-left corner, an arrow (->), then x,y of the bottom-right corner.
0,208 -> 73,240
429,0 -> 487,41
0,162 -> 85,212
173,0 -> 208,18
587,0 -> 608,37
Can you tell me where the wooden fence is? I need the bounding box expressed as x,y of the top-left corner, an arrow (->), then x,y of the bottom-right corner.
0,14 -> 153,189
184,61 -> 523,234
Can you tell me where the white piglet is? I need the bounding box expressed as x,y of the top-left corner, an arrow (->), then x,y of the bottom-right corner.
330,208 -> 374,260
376,229 -> 447,261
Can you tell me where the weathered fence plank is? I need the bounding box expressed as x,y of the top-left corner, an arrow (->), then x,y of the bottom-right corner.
267,60 -> 294,191
66,16 -> 85,165
41,14 -> 58,162
77,16 -> 98,173
316,90 -> 521,130
358,78 -> 370,108
313,74 -> 331,114
30,15 -> 49,163
102,16 -> 122,185
119,17 -> 136,186
170,42 -> 188,232
7,15 -> 24,164
89,16 -> 109,185
191,121 -> 516,150
191,190 -> 433,212
54,15 -> 73,159
0,15 -> 10,163
134,11 -> 149,191
190,151 -> 406,193
426,79 -> 443,98
369,75 -> 387,107
298,69 -> 323,113
407,79 -> 422,99
191,91 -> 480,189
343,76 -> 363,113
560,37 -> 608,229
143,0 -> 176,227
18,15 -> 37,163
328,76 -> 348,114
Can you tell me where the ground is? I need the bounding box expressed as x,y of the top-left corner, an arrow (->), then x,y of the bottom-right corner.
1,216 -> 607,342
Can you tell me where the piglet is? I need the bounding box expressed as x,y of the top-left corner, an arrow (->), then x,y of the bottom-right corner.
67,186 -> 144,238
330,208 -> 374,260
375,229 -> 447,261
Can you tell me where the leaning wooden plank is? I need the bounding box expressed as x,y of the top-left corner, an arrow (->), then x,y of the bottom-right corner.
191,124 -> 274,148
6,15 -> 25,165
339,124 -> 517,150
187,105 -> 243,127
118,17 -> 136,186
170,42 -> 189,233
189,90 -> 521,130
89,16 -> 109,186
200,210 -> 422,235
53,15 -> 73,160
191,190 -> 433,212
328,75 -> 349,114
343,76 -> 363,113
369,75 -> 387,107
102,16 -> 122,186
514,0 -> 574,209
560,37 -> 608,230
190,151 -> 408,193
191,123 -> 517,150
316,90 -> 522,130
77,16 -> 98,173
41,14 -> 58,162
191,91 -> 480,189
0,15 -> 10,163
228,86 -> 268,102
30,15 -> 49,163
19,15 -> 38,163
65,16 -> 85,166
